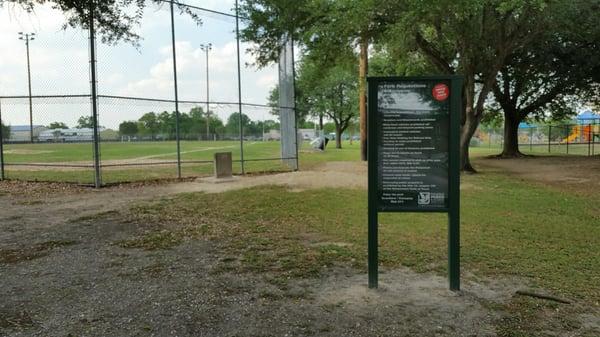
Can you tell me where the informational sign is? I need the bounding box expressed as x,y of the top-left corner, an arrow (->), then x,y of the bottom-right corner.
376,81 -> 451,211
367,76 -> 462,291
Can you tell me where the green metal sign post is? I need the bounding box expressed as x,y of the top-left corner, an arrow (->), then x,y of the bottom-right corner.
367,76 -> 463,291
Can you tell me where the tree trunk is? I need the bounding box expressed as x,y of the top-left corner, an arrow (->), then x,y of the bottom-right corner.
319,113 -> 323,132
359,37 -> 368,161
460,117 -> 479,173
500,109 -> 523,157
335,124 -> 342,149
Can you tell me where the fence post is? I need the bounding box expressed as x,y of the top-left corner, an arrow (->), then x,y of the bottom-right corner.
548,125 -> 551,153
529,127 -> 533,152
170,0 -> 182,178
235,0 -> 245,174
588,123 -> 592,156
566,125 -> 569,154
291,37 -> 299,171
89,0 -> 102,188
0,98 -> 4,181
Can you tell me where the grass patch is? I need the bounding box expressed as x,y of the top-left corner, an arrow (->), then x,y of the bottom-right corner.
117,230 -> 184,250
0,240 -> 77,264
127,176 -> 600,302
0,310 -> 36,329
124,170 -> 600,336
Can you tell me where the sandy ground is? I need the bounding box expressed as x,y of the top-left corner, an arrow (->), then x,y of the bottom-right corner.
0,159 -> 597,336
474,155 -> 600,197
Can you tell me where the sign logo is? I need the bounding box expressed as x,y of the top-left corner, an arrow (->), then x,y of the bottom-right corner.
432,83 -> 449,101
418,192 -> 431,205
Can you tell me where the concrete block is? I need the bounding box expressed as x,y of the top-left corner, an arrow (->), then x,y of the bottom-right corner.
214,152 -> 233,178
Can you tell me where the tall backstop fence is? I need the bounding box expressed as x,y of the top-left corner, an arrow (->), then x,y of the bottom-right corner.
472,122 -> 600,156
0,1 -> 298,187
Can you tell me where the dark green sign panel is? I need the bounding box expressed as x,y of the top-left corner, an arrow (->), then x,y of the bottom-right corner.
367,76 -> 462,291
376,80 -> 451,211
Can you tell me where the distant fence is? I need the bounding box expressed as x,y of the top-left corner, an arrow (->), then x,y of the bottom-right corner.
0,1 -> 298,187
472,122 -> 600,156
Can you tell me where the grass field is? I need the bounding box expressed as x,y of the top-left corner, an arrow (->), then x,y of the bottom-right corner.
475,142 -> 599,156
1,140 -> 598,184
1,142 -> 599,335
125,162 -> 600,336
0,140 -> 368,184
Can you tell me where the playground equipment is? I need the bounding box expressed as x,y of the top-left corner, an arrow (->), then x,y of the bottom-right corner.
560,110 -> 600,143
561,125 -> 594,143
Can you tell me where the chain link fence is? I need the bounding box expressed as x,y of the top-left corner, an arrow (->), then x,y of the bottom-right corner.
472,122 -> 600,156
0,1 -> 298,186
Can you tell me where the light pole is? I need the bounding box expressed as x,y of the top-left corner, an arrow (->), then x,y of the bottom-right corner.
200,43 -> 212,140
18,32 -> 35,143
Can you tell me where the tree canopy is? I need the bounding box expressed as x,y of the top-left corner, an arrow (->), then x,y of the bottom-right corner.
48,122 -> 68,129
1,120 -> 10,141
0,0 -> 200,45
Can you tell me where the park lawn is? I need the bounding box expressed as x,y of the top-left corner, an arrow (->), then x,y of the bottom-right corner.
125,169 -> 599,336
2,141 -> 257,163
2,141 -> 596,184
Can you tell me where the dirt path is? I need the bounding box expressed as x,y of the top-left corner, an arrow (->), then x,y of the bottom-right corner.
1,160 -> 596,336
474,155 -> 600,197
0,161 -> 366,231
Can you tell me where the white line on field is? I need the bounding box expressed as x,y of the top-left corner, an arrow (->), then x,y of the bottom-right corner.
131,142 -> 258,161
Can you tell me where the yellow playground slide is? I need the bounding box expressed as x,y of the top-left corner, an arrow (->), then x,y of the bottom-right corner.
562,125 -> 593,143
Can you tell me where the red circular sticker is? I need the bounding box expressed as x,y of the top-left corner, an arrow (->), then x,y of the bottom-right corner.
432,83 -> 449,101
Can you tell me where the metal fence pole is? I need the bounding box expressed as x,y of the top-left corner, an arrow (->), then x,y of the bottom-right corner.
529,127 -> 533,152
548,125 -> 551,153
170,0 -> 182,178
89,0 -> 102,188
235,0 -> 245,174
0,98 -> 4,180
291,38 -> 299,171
566,125 -> 569,154
588,123 -> 592,156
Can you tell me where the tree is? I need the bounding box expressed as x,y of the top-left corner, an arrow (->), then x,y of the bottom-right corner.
48,122 -> 68,129
76,115 -> 94,128
491,0 -> 600,157
157,111 -> 176,139
394,0 -> 551,171
225,113 -> 251,138
268,85 -> 317,129
297,53 -> 358,149
138,112 -> 159,140
241,0 -> 404,160
1,120 -> 10,141
1,0 -> 201,45
118,121 -> 138,139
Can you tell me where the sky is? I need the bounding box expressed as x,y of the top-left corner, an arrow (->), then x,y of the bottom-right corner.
0,0 -> 279,129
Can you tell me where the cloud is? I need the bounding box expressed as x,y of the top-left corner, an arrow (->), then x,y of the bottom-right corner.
0,1 -> 280,128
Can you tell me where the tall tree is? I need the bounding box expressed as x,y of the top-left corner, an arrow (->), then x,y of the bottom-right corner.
118,121 -> 138,139
491,0 -> 600,157
395,0 -> 550,171
138,112 -> 159,140
241,0 -> 403,160
225,113 -> 251,138
297,52 -> 358,149
1,0 -> 200,45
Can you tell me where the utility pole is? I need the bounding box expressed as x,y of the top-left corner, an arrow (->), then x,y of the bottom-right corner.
200,43 -> 212,140
18,32 -> 35,143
